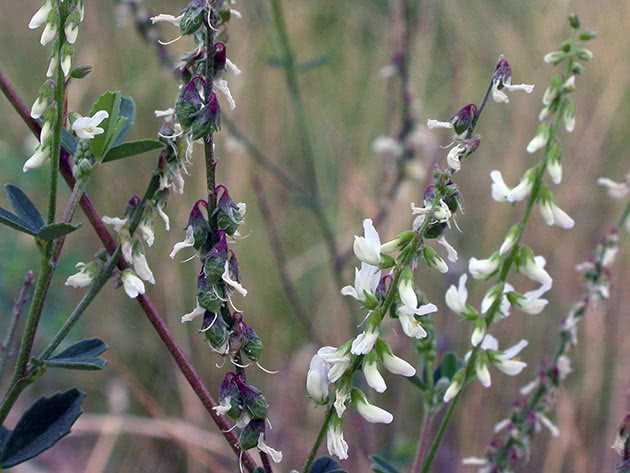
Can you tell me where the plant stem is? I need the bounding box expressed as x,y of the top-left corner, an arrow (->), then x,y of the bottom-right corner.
1,12 -> 67,424
419,95 -> 569,473
0,70 -> 259,472
0,272 -> 35,381
303,405 -> 335,473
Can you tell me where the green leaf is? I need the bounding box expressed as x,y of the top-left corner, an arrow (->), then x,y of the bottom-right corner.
88,91 -> 121,158
5,184 -> 44,231
103,140 -> 163,163
0,389 -> 85,468
61,128 -> 78,155
111,95 -> 136,148
371,454 -> 400,473
44,338 -> 108,371
0,207 -> 38,235
433,352 -> 461,383
69,65 -> 92,79
309,456 -> 346,473
37,223 -> 81,241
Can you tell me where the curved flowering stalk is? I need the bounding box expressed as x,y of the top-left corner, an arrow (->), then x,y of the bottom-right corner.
419,16 -> 595,473
301,48 -> 534,469
153,2 -> 279,471
463,198 -> 628,473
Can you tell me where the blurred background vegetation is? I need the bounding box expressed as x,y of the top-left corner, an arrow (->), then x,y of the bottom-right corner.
0,0 -> 628,472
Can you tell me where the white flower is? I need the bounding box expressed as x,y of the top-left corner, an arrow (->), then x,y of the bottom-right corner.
102,216 -> 128,233
23,145 -> 50,172
353,219 -> 382,266
326,422 -> 348,460
471,320 -> 486,347
355,396 -> 393,424
121,270 -> 146,298
443,376 -> 463,403
222,260 -> 247,296
382,351 -> 415,377
597,176 -> 629,200
181,300 -> 205,323
445,274 -> 468,314
40,21 -> 57,45
46,56 -> 57,78
65,22 -> 79,44
507,173 -> 534,202
514,286 -> 549,315
133,252 -> 155,284
31,96 -> 48,120
341,263 -> 381,303
154,108 -> 175,119
156,203 -> 170,231
334,385 -> 351,417
557,355 -> 572,380
437,236 -> 458,262
363,359 -> 386,393
526,125 -> 550,154
446,144 -> 466,172
317,346 -> 351,383
29,1 -> 53,30
398,312 -> 428,339
65,262 -> 94,288
40,119 -> 52,145
548,158 -> 563,185
351,328 -> 379,355
72,110 -> 109,140
490,170 -> 512,202
492,80 -> 534,104
537,414 -> 560,437
138,222 -> 155,247
426,119 -> 453,130
214,79 -> 236,110
150,14 -> 183,25
306,353 -> 330,404
212,396 -> 231,416
398,278 -> 438,319
372,136 -> 403,158
468,256 -> 499,279
485,335 -> 529,376
61,53 -> 72,77
257,434 -> 283,463
519,255 -> 553,288
226,58 -> 242,75
169,225 -> 195,258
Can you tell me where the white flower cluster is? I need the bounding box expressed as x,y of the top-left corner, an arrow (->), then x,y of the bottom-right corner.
26,0 -> 85,172
307,199 -> 462,459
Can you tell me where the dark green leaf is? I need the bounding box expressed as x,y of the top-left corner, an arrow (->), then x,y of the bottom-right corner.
61,128 -> 78,155
37,223 -> 81,241
309,456 -> 346,473
5,184 -> 44,231
103,140 -> 163,163
44,338 -> 108,371
111,95 -> 136,148
433,352 -> 461,383
371,454 -> 400,473
0,207 -> 38,235
0,389 -> 85,468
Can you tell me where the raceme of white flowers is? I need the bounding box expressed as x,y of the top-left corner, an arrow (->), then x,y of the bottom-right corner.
306,178 -> 467,460
26,0 -> 85,173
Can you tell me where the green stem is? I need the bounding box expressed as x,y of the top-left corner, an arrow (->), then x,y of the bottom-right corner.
303,405 -> 335,473
419,91 -> 571,473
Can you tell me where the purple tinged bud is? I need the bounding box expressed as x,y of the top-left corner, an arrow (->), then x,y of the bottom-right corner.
376,274 -> 392,299
451,104 -> 477,136
423,185 -> 436,202
493,57 -> 512,87
214,42 -> 227,73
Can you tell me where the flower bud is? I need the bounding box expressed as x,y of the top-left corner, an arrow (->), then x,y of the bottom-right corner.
240,323 -> 263,362
201,311 -> 229,352
214,185 -> 245,235
239,419 -> 265,451
352,389 -> 393,424
306,352 -> 330,404
179,0 -> 207,35
175,77 -> 204,128
451,104 -> 477,136
236,376 -> 268,420
214,42 -> 227,74
191,92 -> 221,140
